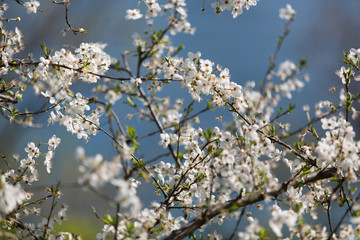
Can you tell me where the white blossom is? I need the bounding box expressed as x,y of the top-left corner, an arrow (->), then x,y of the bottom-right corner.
0,175 -> 27,218
23,0 -> 40,14
279,4 -> 295,20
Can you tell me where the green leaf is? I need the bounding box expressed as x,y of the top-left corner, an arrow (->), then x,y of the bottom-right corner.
101,214 -> 115,224
40,43 -> 47,55
288,103 -> 296,113
16,92 -> 23,101
125,96 -> 137,107
150,49 -> 159,57
197,173 -> 207,180
138,171 -> 149,181
259,228 -> 269,240
295,203 -> 303,212
206,100 -> 214,111
346,93 -> 353,110
185,101 -> 195,114
300,58 -> 307,70
126,126 -> 137,140
126,126 -> 139,151
133,158 -> 145,168
11,106 -> 19,120
146,72 -> 158,81
7,90 -> 14,97
151,29 -> 158,41
207,145 -> 214,154
310,125 -> 319,138
278,35 -> 284,45
270,125 -> 275,135
229,203 -> 239,212
293,141 -> 302,150
171,44 -> 184,57
214,148 -> 224,157
203,128 -> 213,140
136,45 -> 142,55
105,103 -> 112,112
40,43 -> 53,57
113,61 -> 121,71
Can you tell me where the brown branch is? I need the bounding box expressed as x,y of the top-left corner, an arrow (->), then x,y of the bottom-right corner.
6,61 -> 180,83
164,167 -> 337,240
0,93 -> 18,103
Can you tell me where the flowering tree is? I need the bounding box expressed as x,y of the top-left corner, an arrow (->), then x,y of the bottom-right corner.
1,1 -> 360,239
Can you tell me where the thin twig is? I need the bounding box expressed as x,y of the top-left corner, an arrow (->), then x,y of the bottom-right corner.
328,193 -> 360,239
229,206 -> 246,240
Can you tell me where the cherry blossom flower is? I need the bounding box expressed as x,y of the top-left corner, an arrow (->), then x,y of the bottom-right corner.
23,0 -> 40,14
348,48 -> 360,63
44,151 -> 53,173
336,66 -> 353,84
159,133 -> 171,148
279,4 -> 295,20
145,1 -> 161,18
48,134 -> 61,150
125,9 -> 143,20
25,142 -> 40,158
269,204 -> 297,237
0,175 -> 27,217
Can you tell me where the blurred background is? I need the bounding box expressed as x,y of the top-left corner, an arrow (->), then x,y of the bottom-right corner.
1,0 -> 360,238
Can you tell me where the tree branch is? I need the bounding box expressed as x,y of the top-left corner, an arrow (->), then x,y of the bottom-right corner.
164,167 -> 337,240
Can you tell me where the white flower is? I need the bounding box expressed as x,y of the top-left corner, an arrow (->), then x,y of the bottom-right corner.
335,66 -> 352,85
0,175 -> 27,217
125,9 -> 143,20
41,91 -> 56,104
23,0 -> 40,14
277,60 -> 297,81
145,2 -> 161,18
269,204 -> 297,237
130,77 -> 142,86
48,134 -> 61,150
25,142 -> 40,158
159,133 -> 171,148
321,116 -> 338,130
57,204 -> 68,224
155,161 -> 176,184
188,51 -> 201,61
302,105 -> 310,112
77,149 -> 122,188
105,90 -> 121,105
348,48 -> 360,63
111,178 -> 141,214
44,151 -> 53,173
279,4 -> 295,20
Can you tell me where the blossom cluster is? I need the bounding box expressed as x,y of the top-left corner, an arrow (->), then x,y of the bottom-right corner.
1,1 -> 360,240
162,52 -> 248,113
125,0 -> 195,35
1,3 -> 112,139
76,146 -> 141,215
0,135 -> 70,239
210,0 -> 259,18
0,7 -> 23,75
31,43 -> 111,140
316,116 -> 359,181
243,59 -> 308,120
